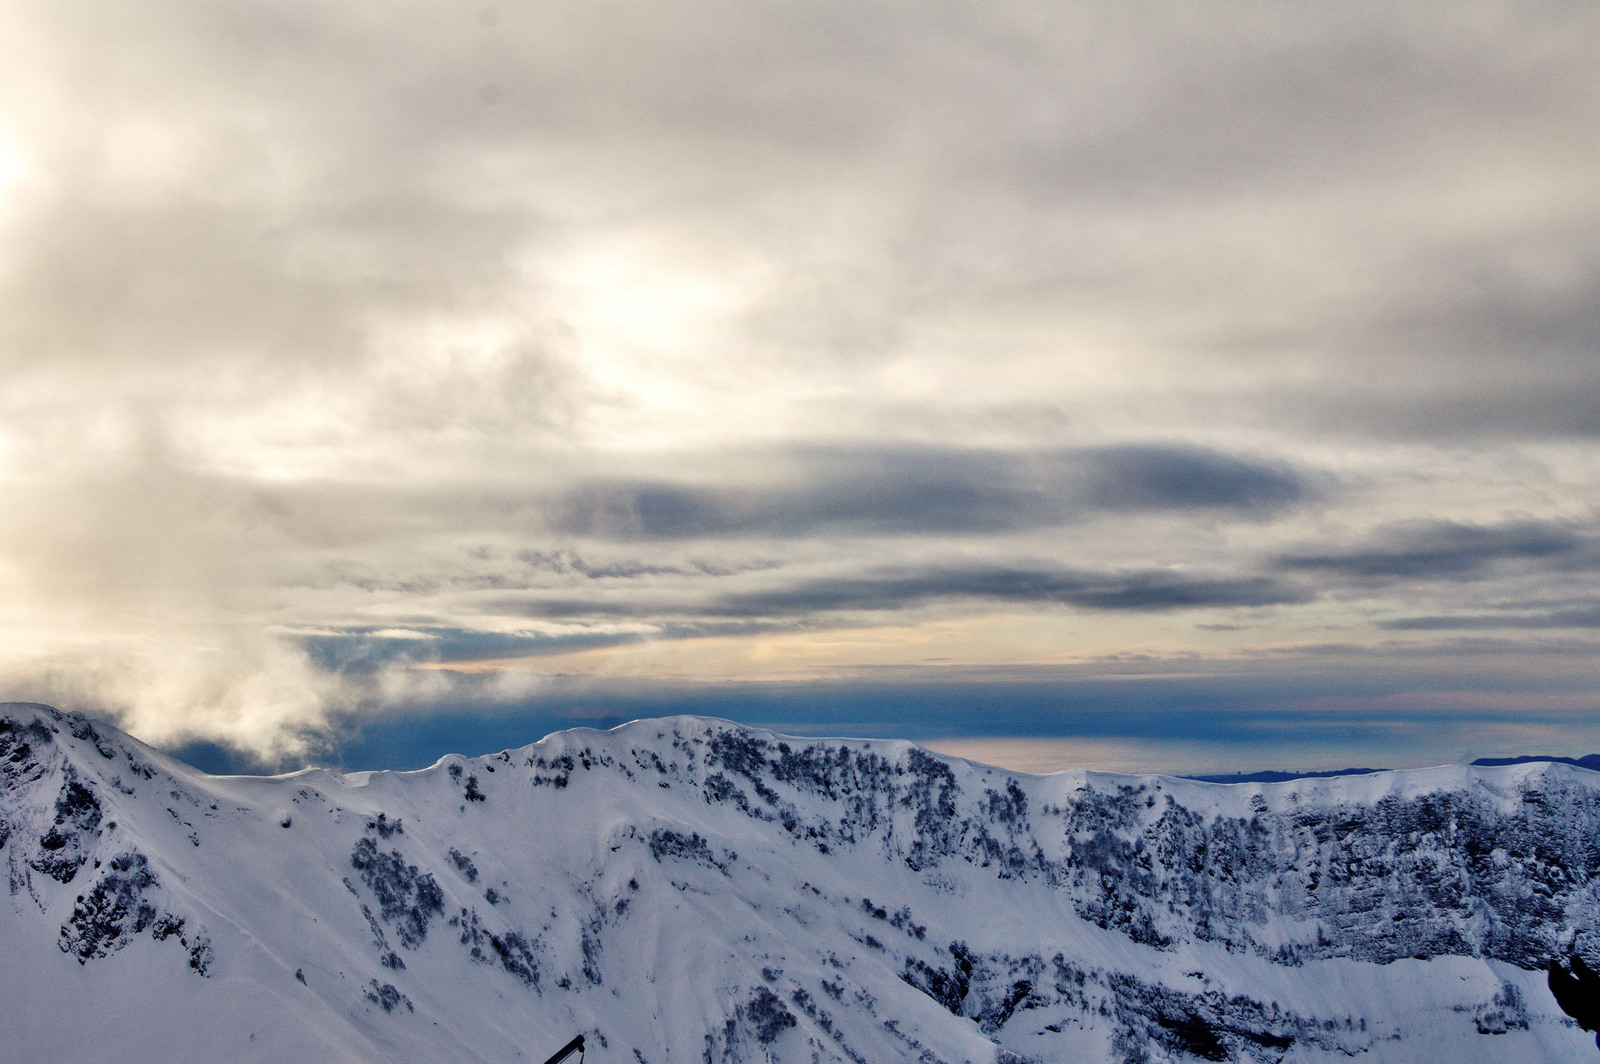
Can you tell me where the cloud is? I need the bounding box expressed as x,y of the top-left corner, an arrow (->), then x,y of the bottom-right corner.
548,445 -> 1315,540
294,619 -> 789,669
2,0 -> 1599,764
1277,519 -> 1589,581
297,626 -> 648,670
1379,604 -> 1600,631
702,563 -> 1306,617
1075,446 -> 1310,513
477,556 -> 1308,626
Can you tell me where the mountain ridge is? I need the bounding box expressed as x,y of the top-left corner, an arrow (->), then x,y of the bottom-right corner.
3,701 -> 1599,1062
1471,753 -> 1600,772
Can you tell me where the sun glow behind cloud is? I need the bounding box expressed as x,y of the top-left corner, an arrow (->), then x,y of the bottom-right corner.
550,237 -> 780,445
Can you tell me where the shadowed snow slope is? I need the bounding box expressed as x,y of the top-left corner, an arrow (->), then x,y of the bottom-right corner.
3,701 -> 1599,1063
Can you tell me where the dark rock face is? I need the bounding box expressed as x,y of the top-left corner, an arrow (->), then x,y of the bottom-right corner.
57,849 -> 208,974
0,708 -> 216,980
448,847 -> 479,883
744,986 -> 797,1044
60,851 -> 158,961
648,828 -> 727,873
30,772 -> 104,883
0,716 -> 54,790
366,979 -> 413,1013
450,901 -> 546,989
685,728 -> 1600,973
900,942 -> 974,1017
1051,781 -> 1600,969
65,716 -> 118,761
902,943 -> 1362,1062
448,763 -> 486,803
1474,981 -> 1529,1035
702,986 -> 803,1063
349,836 -> 444,949
490,928 -> 541,987
366,812 -> 402,838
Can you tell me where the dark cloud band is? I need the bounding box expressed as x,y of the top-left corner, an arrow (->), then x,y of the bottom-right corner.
549,444 -> 1315,540
1379,604 -> 1600,631
704,564 -> 1305,616
1278,519 -> 1588,580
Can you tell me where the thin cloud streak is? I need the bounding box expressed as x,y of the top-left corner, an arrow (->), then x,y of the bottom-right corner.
705,566 -> 1307,617
1379,605 -> 1600,631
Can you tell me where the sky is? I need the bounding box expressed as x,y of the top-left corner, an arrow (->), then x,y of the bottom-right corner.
3,0 -> 1600,775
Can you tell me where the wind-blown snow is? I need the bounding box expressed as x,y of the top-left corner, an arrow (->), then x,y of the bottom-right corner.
2,701 -> 1598,1062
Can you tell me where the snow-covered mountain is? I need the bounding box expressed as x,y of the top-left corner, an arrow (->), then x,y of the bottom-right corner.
3,701 -> 1599,1063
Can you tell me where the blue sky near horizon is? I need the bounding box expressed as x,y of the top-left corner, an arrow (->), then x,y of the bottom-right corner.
3,1 -> 1600,775
167,663 -> 1600,776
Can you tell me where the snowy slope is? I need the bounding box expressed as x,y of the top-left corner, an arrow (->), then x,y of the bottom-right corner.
2,701 -> 1599,1063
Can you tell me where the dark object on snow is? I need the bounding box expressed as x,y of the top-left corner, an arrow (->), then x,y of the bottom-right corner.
1548,954 -> 1600,1048
540,1034 -> 585,1064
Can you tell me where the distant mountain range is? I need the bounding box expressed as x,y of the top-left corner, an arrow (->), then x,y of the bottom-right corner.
1471,754 -> 1600,772
1180,767 -> 1385,784
1184,754 -> 1600,785
4,701 -> 1600,1062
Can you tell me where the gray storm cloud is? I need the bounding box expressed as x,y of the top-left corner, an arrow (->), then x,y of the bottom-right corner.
1,0 -> 1598,758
